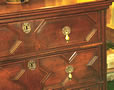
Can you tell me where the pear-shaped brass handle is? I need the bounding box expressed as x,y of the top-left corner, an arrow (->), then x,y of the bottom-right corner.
65,65 -> 74,80
62,26 -> 71,43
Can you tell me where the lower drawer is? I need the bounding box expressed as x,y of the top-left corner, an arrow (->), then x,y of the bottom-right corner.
0,47 -> 103,90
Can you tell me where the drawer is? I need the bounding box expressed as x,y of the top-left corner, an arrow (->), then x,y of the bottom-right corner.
0,47 -> 102,90
0,12 -> 99,57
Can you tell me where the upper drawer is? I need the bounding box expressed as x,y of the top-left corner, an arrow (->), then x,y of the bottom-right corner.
0,12 -> 100,56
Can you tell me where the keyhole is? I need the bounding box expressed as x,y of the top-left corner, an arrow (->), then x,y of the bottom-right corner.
26,26 -> 28,30
31,63 -> 33,67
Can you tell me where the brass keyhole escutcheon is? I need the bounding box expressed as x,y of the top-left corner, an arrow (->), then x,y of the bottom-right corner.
28,60 -> 36,70
65,65 -> 74,80
62,26 -> 71,43
22,23 -> 31,34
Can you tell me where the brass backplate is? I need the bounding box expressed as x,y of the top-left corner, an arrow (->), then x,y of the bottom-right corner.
62,26 -> 71,35
65,65 -> 74,73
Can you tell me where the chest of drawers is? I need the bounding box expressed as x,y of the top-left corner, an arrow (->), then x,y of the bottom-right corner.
0,0 -> 113,90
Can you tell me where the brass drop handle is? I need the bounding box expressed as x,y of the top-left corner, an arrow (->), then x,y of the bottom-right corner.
62,26 -> 71,42
28,60 -> 36,70
65,65 -> 74,80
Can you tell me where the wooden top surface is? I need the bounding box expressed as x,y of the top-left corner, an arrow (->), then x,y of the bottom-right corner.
0,0 -> 104,14
0,0 -> 113,24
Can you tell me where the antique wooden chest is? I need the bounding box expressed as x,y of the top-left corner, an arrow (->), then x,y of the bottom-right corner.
0,0 -> 113,90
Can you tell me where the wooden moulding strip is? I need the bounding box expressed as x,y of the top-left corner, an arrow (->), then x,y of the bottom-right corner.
69,51 -> 77,63
87,56 -> 98,66
86,28 -> 97,42
34,19 -> 46,33
9,40 -> 22,54
13,69 -> 26,80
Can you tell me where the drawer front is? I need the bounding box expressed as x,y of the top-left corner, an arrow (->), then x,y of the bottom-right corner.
0,47 -> 103,90
0,12 -> 99,57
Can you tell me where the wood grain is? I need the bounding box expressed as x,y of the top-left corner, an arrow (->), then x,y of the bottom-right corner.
0,0 -> 112,90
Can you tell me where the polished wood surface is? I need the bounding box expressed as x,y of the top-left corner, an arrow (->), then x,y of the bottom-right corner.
0,0 -> 102,15
0,12 -> 100,58
0,0 -> 112,90
0,0 -> 112,25
0,47 -> 102,90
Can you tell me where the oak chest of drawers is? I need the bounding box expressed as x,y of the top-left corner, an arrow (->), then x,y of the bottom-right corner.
0,0 -> 113,90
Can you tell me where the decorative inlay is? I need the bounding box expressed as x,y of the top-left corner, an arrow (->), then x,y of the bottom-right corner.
69,51 -> 77,63
13,69 -> 26,80
9,40 -> 22,54
87,56 -> 98,66
86,28 -> 97,42
34,19 -> 46,33
41,72 -> 52,84
60,51 -> 78,63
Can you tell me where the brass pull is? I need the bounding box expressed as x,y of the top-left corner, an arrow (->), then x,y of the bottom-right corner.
65,65 -> 74,80
28,60 -> 36,70
22,23 -> 31,34
62,26 -> 71,42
